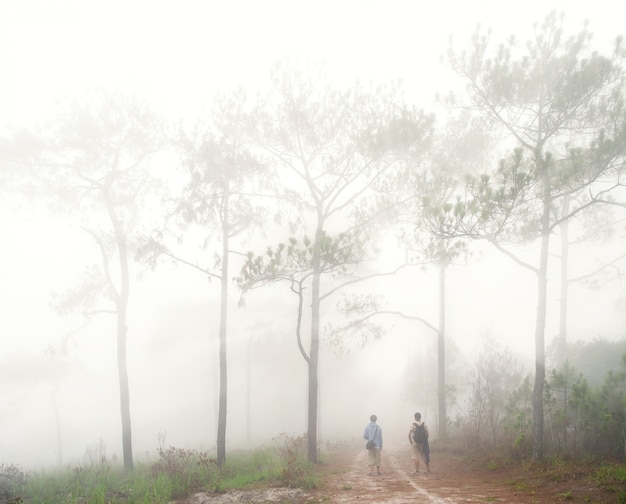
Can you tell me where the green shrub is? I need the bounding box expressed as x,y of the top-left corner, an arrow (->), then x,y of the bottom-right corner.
594,463 -> 626,485
271,433 -> 321,490
3,435 -> 329,503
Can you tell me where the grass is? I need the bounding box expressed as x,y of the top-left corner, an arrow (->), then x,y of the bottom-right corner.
594,463 -> 626,501
595,463 -> 626,485
440,441 -> 626,503
0,434 -> 322,504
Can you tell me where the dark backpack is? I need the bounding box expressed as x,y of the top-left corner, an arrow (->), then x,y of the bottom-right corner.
413,422 -> 427,444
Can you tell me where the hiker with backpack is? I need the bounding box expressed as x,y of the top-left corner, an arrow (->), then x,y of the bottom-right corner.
408,412 -> 430,474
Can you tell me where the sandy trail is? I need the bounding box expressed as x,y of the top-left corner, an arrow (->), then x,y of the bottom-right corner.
180,446 -> 582,503
324,446 -> 453,504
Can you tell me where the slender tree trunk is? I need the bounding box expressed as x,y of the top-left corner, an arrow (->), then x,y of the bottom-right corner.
437,237 -> 447,439
557,196 -> 570,367
106,195 -> 134,472
307,228 -> 322,463
217,191 -> 230,466
532,168 -> 551,462
563,387 -> 569,452
246,339 -> 251,444
117,294 -> 133,471
51,388 -> 63,466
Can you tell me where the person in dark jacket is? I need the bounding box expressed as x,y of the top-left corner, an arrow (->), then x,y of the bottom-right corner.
408,412 -> 430,474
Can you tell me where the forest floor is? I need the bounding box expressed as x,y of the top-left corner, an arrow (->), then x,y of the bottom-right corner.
172,444 -> 626,504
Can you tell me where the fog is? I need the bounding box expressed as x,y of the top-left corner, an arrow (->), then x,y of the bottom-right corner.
2,0 -> 626,470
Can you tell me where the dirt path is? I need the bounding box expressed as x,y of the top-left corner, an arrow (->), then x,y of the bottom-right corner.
176,445 -> 620,503
316,444 -> 610,503
322,446 -> 452,503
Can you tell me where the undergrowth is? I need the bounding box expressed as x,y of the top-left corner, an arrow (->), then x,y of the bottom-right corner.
0,433 -> 322,504
435,438 -> 626,500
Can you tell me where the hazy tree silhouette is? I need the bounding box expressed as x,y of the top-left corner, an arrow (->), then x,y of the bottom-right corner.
139,89 -> 268,466
237,59 -> 433,462
444,12 -> 626,460
22,90 -> 167,471
399,112 -> 490,439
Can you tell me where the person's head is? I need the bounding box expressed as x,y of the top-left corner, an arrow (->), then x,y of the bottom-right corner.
370,414 -> 377,423
414,412 -> 421,421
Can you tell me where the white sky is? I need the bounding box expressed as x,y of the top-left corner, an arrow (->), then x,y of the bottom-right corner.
1,0 -> 626,468
2,0 -> 624,123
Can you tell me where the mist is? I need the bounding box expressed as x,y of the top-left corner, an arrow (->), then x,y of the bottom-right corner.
2,0 -> 626,471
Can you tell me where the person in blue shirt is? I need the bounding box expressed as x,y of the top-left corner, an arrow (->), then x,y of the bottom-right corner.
363,414 -> 383,475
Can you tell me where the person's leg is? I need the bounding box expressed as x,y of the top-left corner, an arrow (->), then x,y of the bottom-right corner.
375,448 -> 381,474
410,444 -> 419,473
417,445 -> 425,472
424,441 -> 431,472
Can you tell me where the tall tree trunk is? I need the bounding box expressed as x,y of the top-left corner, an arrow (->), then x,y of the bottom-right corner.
532,168 -> 551,462
557,196 -> 570,367
246,339 -> 251,444
217,191 -> 230,466
117,294 -> 133,471
307,229 -> 322,463
51,388 -> 63,466
437,237 -> 447,439
110,204 -> 134,472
